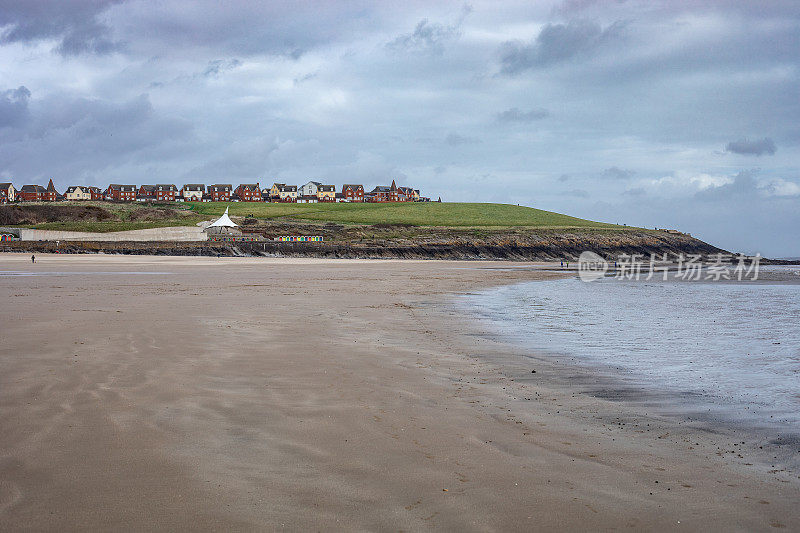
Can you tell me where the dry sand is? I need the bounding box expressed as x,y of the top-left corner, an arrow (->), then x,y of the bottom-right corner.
0,254 -> 797,531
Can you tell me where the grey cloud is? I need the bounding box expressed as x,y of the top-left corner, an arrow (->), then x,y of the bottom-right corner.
558,174 -> 570,182
445,133 -> 480,146
203,59 -> 242,77
293,72 -> 318,86
0,0 -> 123,56
695,170 -> 758,201
386,5 -> 471,55
0,86 -> 31,128
499,19 -> 625,74
0,90 -> 193,182
386,19 -> 459,55
603,166 -> 634,180
725,138 -> 776,156
497,107 -> 549,122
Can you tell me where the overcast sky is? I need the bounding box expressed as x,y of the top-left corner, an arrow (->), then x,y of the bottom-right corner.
1,1 -> 798,256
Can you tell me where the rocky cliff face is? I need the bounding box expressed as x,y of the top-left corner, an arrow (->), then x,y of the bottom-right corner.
3,226 -> 727,260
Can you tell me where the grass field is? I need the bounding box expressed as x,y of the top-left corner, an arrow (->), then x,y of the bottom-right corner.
187,202 -> 621,228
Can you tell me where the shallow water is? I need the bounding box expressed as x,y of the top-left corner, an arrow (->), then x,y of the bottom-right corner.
460,270 -> 800,431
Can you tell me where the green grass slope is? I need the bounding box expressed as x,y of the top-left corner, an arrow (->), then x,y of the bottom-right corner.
188,202 -> 621,228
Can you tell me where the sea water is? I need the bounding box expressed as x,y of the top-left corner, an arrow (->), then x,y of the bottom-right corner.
460,268 -> 800,431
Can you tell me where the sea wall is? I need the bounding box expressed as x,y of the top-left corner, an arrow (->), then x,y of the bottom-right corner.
13,226 -> 206,242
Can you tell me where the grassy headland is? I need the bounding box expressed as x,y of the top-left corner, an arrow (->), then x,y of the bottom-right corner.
187,201 -> 623,228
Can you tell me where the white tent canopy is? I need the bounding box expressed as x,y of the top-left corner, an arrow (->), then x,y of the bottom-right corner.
206,207 -> 238,229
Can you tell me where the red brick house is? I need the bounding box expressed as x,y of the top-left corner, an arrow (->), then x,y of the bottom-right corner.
137,185 -> 156,200
341,184 -> 364,202
104,184 -> 136,201
208,184 -> 232,201
155,184 -> 178,201
367,180 -> 411,202
45,179 -> 60,201
88,186 -> 103,200
18,184 -> 47,201
235,183 -> 261,201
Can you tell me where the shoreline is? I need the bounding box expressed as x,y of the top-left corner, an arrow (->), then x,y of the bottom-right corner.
440,280 -> 800,476
1,254 -> 798,530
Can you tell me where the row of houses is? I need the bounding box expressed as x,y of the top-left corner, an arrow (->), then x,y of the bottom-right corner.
0,179 -> 431,204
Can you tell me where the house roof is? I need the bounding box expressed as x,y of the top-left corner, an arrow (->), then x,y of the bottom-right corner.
302,181 -> 322,187
318,184 -> 335,192
208,184 -> 232,191
238,183 -> 259,189
21,184 -> 47,192
156,184 -> 177,191
0,183 -> 14,189
183,184 -> 205,191
108,184 -> 136,192
342,184 -> 363,191
279,184 -> 297,192
139,184 -> 156,192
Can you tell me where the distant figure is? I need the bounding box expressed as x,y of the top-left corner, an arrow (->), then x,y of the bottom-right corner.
560,260 -> 563,268
31,254 -> 35,264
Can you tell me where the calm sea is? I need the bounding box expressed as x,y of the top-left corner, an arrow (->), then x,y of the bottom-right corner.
460,267 -> 800,432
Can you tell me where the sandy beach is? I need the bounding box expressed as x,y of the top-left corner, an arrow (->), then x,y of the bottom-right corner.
0,254 -> 797,531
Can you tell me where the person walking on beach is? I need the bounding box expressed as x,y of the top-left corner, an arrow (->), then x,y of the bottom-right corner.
31,254 -> 35,264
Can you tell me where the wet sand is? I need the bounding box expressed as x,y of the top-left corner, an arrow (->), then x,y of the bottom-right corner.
0,254 -> 797,531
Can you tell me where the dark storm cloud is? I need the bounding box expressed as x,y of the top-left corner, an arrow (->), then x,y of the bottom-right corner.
0,0 -> 123,55
496,107 -> 549,122
0,86 -> 31,128
499,19 -> 625,74
0,88 -> 193,181
725,138 -> 777,156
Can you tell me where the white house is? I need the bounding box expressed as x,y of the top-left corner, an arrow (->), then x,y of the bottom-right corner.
64,186 -> 92,201
181,184 -> 205,201
299,181 -> 321,197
